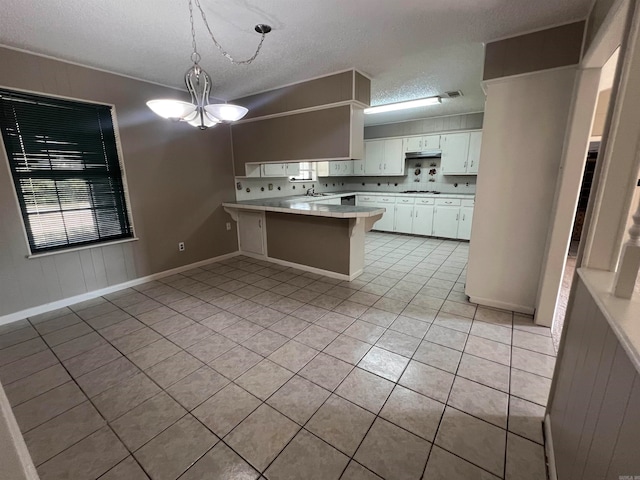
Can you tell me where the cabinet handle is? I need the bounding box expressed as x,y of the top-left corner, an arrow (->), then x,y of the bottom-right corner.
456,214 -> 459,221
258,219 -> 262,228
463,214 -> 466,221
383,164 -> 386,170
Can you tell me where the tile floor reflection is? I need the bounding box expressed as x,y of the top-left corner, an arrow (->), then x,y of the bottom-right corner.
0,232 -> 554,479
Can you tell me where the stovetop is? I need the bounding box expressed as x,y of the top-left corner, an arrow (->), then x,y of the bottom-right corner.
401,190 -> 441,194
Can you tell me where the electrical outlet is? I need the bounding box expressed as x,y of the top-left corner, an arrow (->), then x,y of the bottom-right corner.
178,242 -> 185,252
226,222 -> 231,231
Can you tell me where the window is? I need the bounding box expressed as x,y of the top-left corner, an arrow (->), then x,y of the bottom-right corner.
0,89 -> 133,254
290,161 -> 315,181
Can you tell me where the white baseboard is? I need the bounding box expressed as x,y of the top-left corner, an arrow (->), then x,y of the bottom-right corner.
0,251 -> 240,327
238,250 -> 361,281
262,256 -> 361,281
544,414 -> 558,480
467,295 -> 535,316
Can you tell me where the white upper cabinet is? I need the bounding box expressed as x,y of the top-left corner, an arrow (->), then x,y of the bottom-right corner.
352,159 -> 365,176
440,133 -> 470,175
285,163 -> 300,176
467,131 -> 482,174
364,139 -> 404,176
261,163 -> 287,177
318,160 -> 354,177
403,136 -> 423,153
364,140 -> 385,175
403,135 -> 440,152
260,162 -> 300,177
440,131 -> 482,175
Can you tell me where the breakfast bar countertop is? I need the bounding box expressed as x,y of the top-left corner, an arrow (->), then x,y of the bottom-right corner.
222,196 -> 385,219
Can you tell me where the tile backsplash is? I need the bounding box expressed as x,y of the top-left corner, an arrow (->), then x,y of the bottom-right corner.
234,158 -> 476,201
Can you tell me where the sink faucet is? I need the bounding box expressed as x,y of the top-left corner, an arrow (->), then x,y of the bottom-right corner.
306,187 -> 315,196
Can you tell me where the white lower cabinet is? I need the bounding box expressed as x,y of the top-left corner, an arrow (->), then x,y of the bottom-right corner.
413,205 -> 434,236
457,206 -> 473,240
433,205 -> 460,239
238,211 -> 265,255
394,204 -> 414,234
358,194 -> 473,239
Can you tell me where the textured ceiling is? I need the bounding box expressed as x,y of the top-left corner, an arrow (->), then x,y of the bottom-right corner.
0,0 -> 591,125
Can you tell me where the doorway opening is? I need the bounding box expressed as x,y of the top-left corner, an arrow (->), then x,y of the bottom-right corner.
551,48 -> 619,348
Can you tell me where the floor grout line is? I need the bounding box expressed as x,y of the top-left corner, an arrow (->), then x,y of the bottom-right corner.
0,232 -> 553,480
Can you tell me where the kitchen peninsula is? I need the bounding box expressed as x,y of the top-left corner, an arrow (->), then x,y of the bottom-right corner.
222,196 -> 384,280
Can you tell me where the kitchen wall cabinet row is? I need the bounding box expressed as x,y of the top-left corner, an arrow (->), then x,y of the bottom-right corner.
318,130 -> 482,178
357,195 -> 474,240
244,163 -> 301,178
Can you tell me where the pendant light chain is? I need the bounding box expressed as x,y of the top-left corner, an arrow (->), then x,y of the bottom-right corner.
188,0 -> 201,64
191,0 -> 267,65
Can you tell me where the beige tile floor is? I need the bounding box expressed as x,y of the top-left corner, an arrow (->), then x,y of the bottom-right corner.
0,232 -> 555,480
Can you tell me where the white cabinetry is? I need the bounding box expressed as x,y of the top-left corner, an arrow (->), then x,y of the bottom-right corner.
403,135 -> 440,153
457,199 -> 475,240
433,198 -> 461,239
440,131 -> 482,175
261,163 -> 300,177
440,133 -> 470,175
412,198 -> 435,236
352,159 -> 365,176
358,195 -> 396,231
364,139 -> 404,176
238,211 -> 266,256
394,197 -> 415,234
316,197 -> 341,205
318,161 -> 354,177
467,131 -> 482,174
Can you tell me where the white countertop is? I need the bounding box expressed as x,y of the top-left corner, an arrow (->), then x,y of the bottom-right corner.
225,191 -> 474,219
222,196 -> 385,219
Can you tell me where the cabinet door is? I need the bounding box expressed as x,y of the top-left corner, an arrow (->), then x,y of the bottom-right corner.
329,161 -> 342,176
383,138 -> 405,175
364,140 -> 384,175
352,159 -> 365,176
467,132 -> 482,175
403,137 -> 422,152
373,205 -> 395,231
238,211 -> 265,255
341,161 -> 354,175
261,163 -> 286,177
394,204 -> 414,233
422,135 -> 441,150
412,205 -> 434,236
433,206 -> 460,238
285,163 -> 300,176
457,206 -> 474,240
441,133 -> 470,175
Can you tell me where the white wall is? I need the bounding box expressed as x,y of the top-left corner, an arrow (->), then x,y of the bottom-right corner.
466,67 -> 577,314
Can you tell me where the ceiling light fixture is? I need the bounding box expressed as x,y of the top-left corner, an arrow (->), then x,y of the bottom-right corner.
364,96 -> 442,115
146,0 -> 271,129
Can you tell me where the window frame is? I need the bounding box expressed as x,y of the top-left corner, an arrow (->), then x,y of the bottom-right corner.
0,86 -> 136,257
289,161 -> 316,182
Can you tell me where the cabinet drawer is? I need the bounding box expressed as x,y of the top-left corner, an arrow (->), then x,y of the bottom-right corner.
377,196 -> 396,204
358,195 -> 376,203
415,197 -> 435,205
396,197 -> 415,205
436,198 -> 461,206
461,198 -> 475,207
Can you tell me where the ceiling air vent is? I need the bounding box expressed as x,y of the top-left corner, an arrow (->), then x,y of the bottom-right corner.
442,91 -> 463,98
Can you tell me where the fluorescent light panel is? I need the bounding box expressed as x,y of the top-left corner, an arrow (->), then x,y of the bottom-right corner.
364,96 -> 441,115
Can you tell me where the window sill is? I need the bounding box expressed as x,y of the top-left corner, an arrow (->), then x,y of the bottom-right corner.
27,237 -> 139,259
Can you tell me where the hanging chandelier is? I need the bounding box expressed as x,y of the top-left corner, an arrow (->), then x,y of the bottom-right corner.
147,0 -> 271,129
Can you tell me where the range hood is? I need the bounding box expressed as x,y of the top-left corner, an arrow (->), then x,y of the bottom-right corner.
405,150 -> 441,158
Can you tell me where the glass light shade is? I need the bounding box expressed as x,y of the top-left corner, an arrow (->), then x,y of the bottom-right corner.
185,110 -> 220,128
147,99 -> 196,120
204,103 -> 249,122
